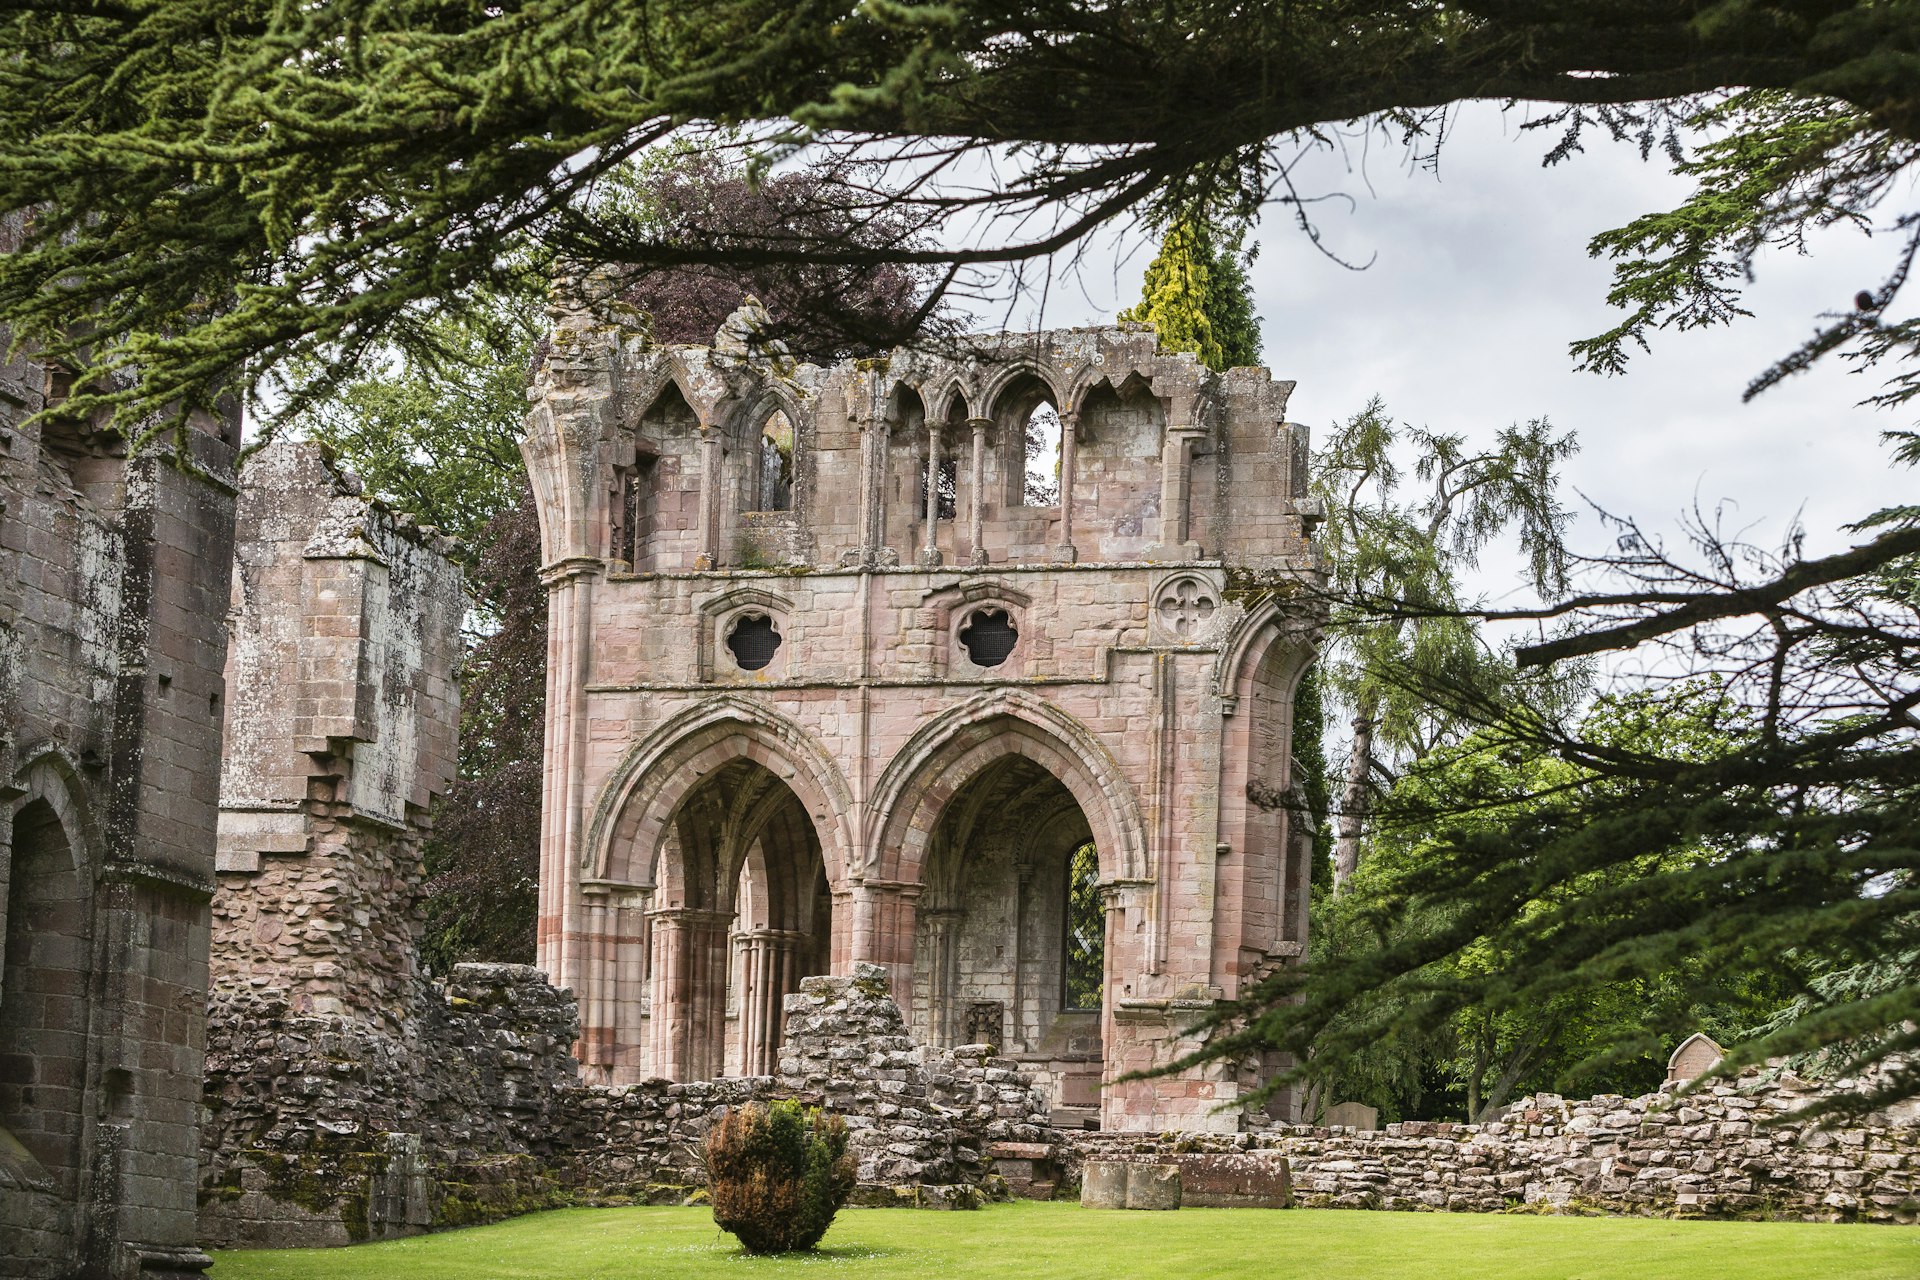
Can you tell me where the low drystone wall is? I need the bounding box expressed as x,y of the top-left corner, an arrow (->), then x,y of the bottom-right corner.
1071,1073 -> 1920,1224
203,960 -> 1920,1248
199,963 -> 1056,1247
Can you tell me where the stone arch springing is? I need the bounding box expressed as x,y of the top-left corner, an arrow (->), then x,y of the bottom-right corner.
867,695 -> 1147,889
588,699 -> 854,891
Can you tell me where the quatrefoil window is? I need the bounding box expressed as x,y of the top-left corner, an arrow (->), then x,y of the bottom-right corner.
725,613 -> 783,671
1156,579 -> 1218,638
958,608 -> 1019,668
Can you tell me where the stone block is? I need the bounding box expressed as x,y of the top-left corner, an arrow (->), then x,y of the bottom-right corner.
1172,1153 -> 1291,1208
1124,1163 -> 1183,1210
1080,1161 -> 1130,1209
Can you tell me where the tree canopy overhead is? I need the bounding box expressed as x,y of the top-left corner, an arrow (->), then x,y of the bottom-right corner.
6,2 -> 1920,437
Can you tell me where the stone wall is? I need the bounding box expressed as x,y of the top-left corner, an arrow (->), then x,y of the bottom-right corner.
199,963 -> 1059,1247
199,964 -> 586,1248
212,437 -> 463,1035
1,212 -> 241,1279
1070,1071 -> 1920,1224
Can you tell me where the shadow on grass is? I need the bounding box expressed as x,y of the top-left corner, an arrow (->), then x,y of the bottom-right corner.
710,1244 -> 908,1266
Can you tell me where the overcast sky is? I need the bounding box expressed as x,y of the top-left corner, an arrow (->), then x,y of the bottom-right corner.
998,102 -> 1912,607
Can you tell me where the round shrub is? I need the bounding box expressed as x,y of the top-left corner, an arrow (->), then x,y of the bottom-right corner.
706,1100 -> 857,1254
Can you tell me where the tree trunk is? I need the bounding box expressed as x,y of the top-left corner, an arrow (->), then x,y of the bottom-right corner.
1331,708 -> 1376,894
1472,1023 -> 1549,1123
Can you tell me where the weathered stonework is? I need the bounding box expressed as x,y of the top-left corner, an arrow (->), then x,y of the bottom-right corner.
198,962 -> 1055,1247
1,212 -> 240,1278
1070,1071 -> 1920,1223
527,293 -> 1326,1132
211,437 -> 463,1035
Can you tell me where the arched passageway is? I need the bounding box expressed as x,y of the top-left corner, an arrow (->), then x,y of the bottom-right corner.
912,755 -> 1106,1125
644,759 -> 833,1081
1,796 -> 92,1193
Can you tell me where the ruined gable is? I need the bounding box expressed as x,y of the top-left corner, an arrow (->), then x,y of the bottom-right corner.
210,437 -> 463,1032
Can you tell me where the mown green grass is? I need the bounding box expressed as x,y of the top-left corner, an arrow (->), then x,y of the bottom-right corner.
207,1201 -> 1919,1279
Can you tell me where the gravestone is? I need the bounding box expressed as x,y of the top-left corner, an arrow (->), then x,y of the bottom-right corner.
1324,1101 -> 1379,1130
1667,1033 -> 1724,1084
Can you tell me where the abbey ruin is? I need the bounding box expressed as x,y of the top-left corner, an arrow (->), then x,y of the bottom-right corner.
8,279 -> 1919,1274
524,295 -> 1324,1131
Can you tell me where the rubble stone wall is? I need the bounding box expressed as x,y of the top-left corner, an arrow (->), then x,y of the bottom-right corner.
1071,1073 -> 1920,1224
198,964 -> 1057,1248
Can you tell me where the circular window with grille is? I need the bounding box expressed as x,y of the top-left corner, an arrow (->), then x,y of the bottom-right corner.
725,613 -> 783,671
958,608 -> 1019,668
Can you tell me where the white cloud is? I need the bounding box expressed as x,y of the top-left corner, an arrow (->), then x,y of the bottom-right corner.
1025,104 -> 1912,601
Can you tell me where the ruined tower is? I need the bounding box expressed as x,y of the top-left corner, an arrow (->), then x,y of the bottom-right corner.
525,294 -> 1323,1132
0,218 -> 240,1278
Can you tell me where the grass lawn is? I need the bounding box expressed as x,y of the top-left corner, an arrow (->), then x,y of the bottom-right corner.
207,1201 -> 1919,1279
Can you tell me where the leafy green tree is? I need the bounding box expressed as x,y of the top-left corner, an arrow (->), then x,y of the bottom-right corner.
1304,683 -> 1800,1122
1311,397 -> 1578,892
1064,841 -> 1105,1011
305,293 -> 539,560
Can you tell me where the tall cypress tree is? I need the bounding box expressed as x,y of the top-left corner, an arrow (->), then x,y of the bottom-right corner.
1118,215 -> 1263,371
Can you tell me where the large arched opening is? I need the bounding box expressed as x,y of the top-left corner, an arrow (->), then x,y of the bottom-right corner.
871,705 -> 1146,1128
1,794 -> 93,1193
644,759 -> 834,1082
911,754 -> 1107,1124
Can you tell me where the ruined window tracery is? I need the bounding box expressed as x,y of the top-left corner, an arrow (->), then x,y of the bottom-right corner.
751,411 -> 793,513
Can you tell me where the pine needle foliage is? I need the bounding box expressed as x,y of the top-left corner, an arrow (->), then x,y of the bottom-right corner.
1118,214 -> 1261,371
8,3 -> 1920,443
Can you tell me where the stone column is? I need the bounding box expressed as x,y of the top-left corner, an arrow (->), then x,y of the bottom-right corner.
1052,409 -> 1078,562
579,892 -> 614,1078
740,929 -> 802,1076
920,907 -> 964,1044
536,559 -> 600,997
646,907 -> 732,1081
696,425 -> 723,570
967,416 -> 990,566
1154,426 -> 1202,559
850,879 -> 922,1013
920,419 -> 944,567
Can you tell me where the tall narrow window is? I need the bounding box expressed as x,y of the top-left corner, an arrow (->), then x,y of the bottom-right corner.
1024,403 -> 1061,506
755,411 -> 794,512
1063,841 -> 1104,1011
919,455 -> 957,520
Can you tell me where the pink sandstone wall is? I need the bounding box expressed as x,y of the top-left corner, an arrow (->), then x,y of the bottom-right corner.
525,291 -> 1324,1132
